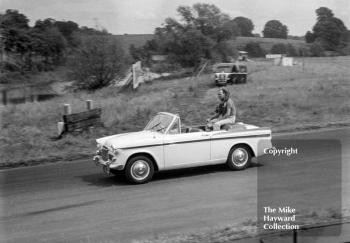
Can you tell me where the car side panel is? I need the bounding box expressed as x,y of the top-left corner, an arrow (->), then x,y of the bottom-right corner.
210,130 -> 272,162
120,145 -> 165,170
163,132 -> 211,169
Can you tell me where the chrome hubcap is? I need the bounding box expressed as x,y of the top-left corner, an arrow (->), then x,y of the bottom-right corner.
131,160 -> 150,180
232,148 -> 248,167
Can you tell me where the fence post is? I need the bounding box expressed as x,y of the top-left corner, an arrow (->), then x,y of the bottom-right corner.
293,229 -> 297,243
64,104 -> 71,115
58,104 -> 71,136
57,122 -> 64,136
86,100 -> 94,133
86,100 -> 93,110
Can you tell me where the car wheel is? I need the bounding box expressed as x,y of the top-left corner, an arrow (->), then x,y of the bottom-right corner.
125,156 -> 154,184
227,145 -> 252,170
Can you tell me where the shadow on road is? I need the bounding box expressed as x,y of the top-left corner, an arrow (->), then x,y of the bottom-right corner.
79,173 -> 130,187
79,162 -> 262,187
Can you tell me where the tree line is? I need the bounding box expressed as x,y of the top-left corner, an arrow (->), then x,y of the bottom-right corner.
0,9 -> 114,71
131,4 -> 349,65
1,9 -> 127,89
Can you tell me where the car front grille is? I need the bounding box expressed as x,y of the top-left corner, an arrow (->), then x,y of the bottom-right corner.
101,146 -> 109,161
219,73 -> 226,81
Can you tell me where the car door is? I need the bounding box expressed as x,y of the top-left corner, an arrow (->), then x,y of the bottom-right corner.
163,119 -> 211,169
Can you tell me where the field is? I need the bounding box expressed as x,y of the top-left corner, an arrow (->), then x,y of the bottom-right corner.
235,36 -> 307,51
1,56 -> 350,167
112,34 -> 307,53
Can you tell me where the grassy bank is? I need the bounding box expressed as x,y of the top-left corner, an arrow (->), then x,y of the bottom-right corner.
1,56 -> 350,167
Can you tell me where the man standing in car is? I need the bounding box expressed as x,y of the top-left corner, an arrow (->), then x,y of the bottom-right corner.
207,88 -> 236,130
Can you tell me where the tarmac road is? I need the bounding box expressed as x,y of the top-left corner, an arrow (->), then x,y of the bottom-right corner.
0,128 -> 349,243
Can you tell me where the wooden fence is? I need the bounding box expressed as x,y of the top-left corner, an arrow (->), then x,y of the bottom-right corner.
57,100 -> 102,137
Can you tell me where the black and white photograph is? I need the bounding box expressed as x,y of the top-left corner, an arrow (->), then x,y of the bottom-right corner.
0,0 -> 349,242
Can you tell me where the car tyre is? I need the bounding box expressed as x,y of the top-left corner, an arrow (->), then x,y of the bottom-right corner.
125,156 -> 154,184
227,145 -> 252,170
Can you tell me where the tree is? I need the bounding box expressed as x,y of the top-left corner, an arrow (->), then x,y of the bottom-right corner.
69,35 -> 126,90
311,7 -> 348,50
54,21 -> 79,39
140,3 -> 239,67
30,27 -> 67,64
305,31 -> 315,43
232,16 -> 254,37
34,18 -> 56,30
1,10 -> 30,53
0,9 -> 29,29
263,20 -> 288,39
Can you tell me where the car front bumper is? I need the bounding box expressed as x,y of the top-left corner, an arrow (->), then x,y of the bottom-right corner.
215,79 -> 227,85
93,155 -> 124,174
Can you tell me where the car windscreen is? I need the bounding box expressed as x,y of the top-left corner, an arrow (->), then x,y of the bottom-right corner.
215,66 -> 233,73
144,113 -> 174,133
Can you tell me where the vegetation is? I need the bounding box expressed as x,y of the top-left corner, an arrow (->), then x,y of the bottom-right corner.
69,35 -> 127,90
131,3 -> 240,67
236,36 -> 307,54
232,16 -> 254,37
263,20 -> 288,39
1,56 -> 350,167
305,7 -> 349,53
0,9 -> 126,90
244,42 -> 266,57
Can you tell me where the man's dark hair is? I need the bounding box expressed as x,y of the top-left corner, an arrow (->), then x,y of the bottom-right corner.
219,88 -> 230,101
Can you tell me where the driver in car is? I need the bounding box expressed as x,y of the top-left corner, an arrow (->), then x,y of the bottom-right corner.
207,88 -> 236,130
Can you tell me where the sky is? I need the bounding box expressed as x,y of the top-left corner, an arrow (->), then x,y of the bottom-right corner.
1,0 -> 349,36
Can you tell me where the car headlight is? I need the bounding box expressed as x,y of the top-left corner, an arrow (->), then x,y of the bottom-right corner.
97,143 -> 102,150
110,145 -> 119,155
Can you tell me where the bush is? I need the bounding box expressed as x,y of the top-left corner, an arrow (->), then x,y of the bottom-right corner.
309,42 -> 325,57
270,43 -> 287,54
244,42 -> 266,57
298,47 -> 310,57
69,34 -> 127,90
286,44 -> 298,56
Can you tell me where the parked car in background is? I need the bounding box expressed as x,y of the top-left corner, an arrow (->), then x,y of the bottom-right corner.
93,112 -> 272,184
213,62 -> 248,86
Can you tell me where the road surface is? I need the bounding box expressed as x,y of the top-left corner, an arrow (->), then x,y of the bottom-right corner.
1,128 -> 349,243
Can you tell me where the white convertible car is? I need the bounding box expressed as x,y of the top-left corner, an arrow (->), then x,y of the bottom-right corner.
93,112 -> 272,184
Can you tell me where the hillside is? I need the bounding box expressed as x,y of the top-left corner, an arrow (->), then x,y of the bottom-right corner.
112,34 -> 308,53
235,36 -> 308,51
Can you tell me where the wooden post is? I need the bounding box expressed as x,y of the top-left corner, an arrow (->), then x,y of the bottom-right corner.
57,121 -> 64,136
293,229 -> 297,243
86,100 -> 93,133
86,100 -> 93,110
64,104 -> 71,115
